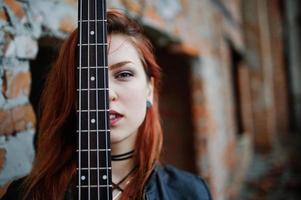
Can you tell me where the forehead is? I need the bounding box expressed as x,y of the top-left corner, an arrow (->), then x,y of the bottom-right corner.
108,34 -> 141,65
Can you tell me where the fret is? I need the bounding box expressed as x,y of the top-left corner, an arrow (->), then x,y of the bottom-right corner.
79,19 -> 107,22
77,67 -> 108,89
79,45 -> 107,67
77,66 -> 108,69
77,88 -> 109,91
77,149 -> 111,152
78,43 -> 108,46
79,151 -> 111,168
77,109 -> 109,112
77,164 -> 110,184
77,185 -> 112,188
77,187 -> 112,200
76,130 -> 110,133
78,130 -> 110,150
77,168 -> 112,186
79,21 -> 107,44
77,90 -> 109,110
78,111 -> 109,130
77,167 -> 112,170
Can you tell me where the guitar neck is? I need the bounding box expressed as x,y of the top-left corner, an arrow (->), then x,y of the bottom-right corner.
76,0 -> 112,199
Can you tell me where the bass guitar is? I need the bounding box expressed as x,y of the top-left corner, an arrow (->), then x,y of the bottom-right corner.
76,0 -> 112,199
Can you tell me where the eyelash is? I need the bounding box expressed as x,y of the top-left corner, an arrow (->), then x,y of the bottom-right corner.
115,70 -> 134,80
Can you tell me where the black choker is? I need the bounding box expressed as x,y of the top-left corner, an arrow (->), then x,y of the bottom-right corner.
111,150 -> 134,161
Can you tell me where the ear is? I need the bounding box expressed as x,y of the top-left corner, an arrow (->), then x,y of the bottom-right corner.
147,77 -> 154,104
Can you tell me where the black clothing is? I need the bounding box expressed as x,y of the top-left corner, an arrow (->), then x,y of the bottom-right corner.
144,165 -> 211,200
1,165 -> 211,200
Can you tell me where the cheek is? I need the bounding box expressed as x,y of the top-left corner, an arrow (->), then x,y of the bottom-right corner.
122,84 -> 148,117
124,87 -> 147,109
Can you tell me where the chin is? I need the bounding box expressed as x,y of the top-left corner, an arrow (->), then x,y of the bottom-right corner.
110,137 -> 122,144
110,131 -> 138,146
110,134 -> 127,144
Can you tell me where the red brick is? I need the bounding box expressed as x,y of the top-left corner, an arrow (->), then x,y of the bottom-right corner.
169,43 -> 199,57
11,104 -> 36,133
0,148 -> 7,172
4,0 -> 25,19
0,104 -> 36,135
0,10 -> 8,21
4,70 -> 31,99
0,109 -> 14,135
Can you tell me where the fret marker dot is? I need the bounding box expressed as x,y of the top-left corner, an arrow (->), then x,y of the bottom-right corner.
102,175 -> 107,180
91,76 -> 95,81
91,119 -> 95,123
81,176 -> 86,180
90,31 -> 95,35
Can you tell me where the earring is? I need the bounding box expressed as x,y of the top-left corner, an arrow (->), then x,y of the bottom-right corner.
146,100 -> 152,108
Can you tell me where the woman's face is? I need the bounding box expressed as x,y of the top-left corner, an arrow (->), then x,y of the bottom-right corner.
108,34 -> 153,149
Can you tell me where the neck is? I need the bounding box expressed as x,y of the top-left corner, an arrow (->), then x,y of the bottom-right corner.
111,145 -> 135,184
112,157 -> 135,181
110,130 -> 137,184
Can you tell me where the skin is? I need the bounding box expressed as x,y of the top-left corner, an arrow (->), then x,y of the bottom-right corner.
107,34 -> 154,186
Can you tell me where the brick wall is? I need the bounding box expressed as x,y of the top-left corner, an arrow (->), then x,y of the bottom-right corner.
0,0 -> 289,199
0,0 -> 249,199
0,0 -> 77,195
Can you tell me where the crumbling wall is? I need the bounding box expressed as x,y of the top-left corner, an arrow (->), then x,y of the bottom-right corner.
0,0 -> 76,194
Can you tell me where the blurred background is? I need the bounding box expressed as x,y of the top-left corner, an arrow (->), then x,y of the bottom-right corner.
0,0 -> 300,199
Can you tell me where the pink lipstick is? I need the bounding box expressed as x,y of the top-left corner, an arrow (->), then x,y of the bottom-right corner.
109,110 -> 123,126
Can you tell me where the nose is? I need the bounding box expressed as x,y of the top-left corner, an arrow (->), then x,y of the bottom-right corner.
109,89 -> 117,102
109,82 -> 117,102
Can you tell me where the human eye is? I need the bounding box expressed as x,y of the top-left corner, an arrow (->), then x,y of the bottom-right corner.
115,70 -> 134,81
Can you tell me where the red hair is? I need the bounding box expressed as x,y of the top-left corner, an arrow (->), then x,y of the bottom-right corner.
22,10 -> 162,200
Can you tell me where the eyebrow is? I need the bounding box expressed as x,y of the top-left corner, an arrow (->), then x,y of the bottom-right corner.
109,61 -> 132,70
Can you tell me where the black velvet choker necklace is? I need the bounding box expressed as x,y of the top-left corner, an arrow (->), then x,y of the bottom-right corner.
111,150 -> 134,161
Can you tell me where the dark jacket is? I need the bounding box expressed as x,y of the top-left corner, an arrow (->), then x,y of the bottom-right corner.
144,165 -> 211,200
1,165 -> 211,200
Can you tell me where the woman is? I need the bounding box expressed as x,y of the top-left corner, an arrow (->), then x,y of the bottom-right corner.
1,10 -> 211,200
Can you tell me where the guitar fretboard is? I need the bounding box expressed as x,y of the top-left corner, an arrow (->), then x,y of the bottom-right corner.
77,0 -> 112,199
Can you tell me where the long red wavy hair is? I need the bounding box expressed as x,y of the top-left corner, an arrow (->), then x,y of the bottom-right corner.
22,10 -> 162,200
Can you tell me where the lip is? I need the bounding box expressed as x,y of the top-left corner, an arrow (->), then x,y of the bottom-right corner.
109,109 -> 123,127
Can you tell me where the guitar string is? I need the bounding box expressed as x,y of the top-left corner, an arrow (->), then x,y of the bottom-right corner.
78,0 -> 83,198
87,0 -> 91,199
102,0 -> 111,199
96,0 -> 110,199
78,1 -> 110,199
94,0 -> 100,199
